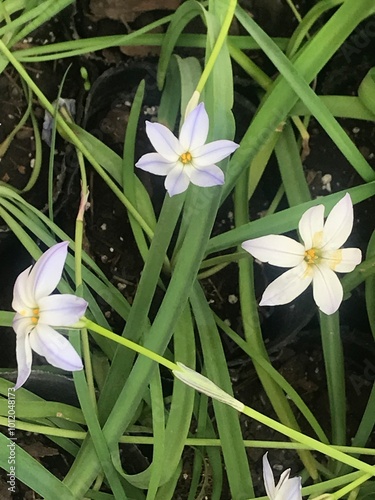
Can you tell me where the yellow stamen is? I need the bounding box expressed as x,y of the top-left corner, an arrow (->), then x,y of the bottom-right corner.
31,307 -> 40,325
180,151 -> 192,164
304,248 -> 318,265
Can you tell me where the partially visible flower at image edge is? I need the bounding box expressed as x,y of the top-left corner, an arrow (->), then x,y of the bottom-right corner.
263,453 -> 302,500
135,102 -> 239,196
242,193 -> 361,315
12,241 -> 88,389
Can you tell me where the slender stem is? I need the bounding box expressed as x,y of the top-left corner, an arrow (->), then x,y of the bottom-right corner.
320,311 -> 346,446
83,318 -> 178,372
196,0 -> 237,94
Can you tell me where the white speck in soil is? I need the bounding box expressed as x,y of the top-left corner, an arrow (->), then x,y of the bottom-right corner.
109,247 -> 114,253
352,126 -> 360,134
100,223 -> 107,230
30,159 -> 35,169
105,311 -> 111,318
101,255 -> 108,263
228,294 -> 238,304
119,236 -> 124,241
117,283 -> 126,291
321,173 -> 332,192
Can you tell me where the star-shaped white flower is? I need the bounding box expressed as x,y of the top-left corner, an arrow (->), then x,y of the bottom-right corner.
135,102 -> 239,196
242,194 -> 361,315
263,453 -> 302,500
12,242 -> 88,389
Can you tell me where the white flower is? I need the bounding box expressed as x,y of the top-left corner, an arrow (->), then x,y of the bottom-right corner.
12,242 -> 88,389
263,453 -> 302,500
135,102 -> 239,196
242,194 -> 361,315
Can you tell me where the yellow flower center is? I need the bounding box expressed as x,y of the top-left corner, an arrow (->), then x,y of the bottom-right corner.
31,307 -> 40,325
179,151 -> 192,164
304,248 -> 319,265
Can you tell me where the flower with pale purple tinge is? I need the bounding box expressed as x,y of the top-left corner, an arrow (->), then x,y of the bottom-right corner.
263,453 -> 302,500
12,242 -> 88,389
242,194 -> 361,315
135,102 -> 239,196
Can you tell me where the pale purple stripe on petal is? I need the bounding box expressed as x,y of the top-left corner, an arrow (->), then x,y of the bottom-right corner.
192,140 -> 239,167
145,122 -> 182,161
135,152 -> 176,175
14,332 -> 33,389
30,324 -> 83,371
38,294 -> 88,326
30,242 -> 69,301
179,102 -> 208,152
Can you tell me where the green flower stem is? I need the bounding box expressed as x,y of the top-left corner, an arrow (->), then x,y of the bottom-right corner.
73,152 -> 97,409
0,39 -> 154,242
234,169 -> 318,479
330,473 -> 372,500
239,402 -> 375,476
195,0 -> 237,95
319,311 -> 346,447
83,318 -> 177,373
3,414 -> 375,457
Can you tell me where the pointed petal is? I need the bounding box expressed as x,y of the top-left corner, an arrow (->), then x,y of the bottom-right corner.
262,454 -> 276,499
145,121 -> 182,161
165,164 -> 190,196
298,204 -> 324,249
29,242 -> 69,301
38,294 -> 88,326
260,262 -> 312,306
186,163 -> 224,187
12,266 -> 35,311
277,477 -> 302,500
192,140 -> 239,167
179,102 -> 208,151
312,265 -> 343,314
242,235 -> 305,268
322,193 -> 353,249
135,152 -> 176,175
322,248 -> 362,272
30,324 -> 83,371
14,332 -> 33,389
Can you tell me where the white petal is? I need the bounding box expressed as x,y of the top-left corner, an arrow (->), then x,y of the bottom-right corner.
322,248 -> 362,273
312,265 -> 343,315
14,331 -> 33,389
186,163 -> 224,187
135,152 -> 176,175
298,204 -> 324,249
29,242 -> 69,301
179,102 -> 208,151
145,121 -> 182,161
165,164 -> 190,196
30,324 -> 83,371
192,140 -> 239,167
277,477 -> 302,500
260,262 -> 312,306
263,454 -> 276,499
12,266 -> 35,311
322,193 -> 353,250
12,313 -> 33,336
38,294 -> 88,326
242,235 -> 305,268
